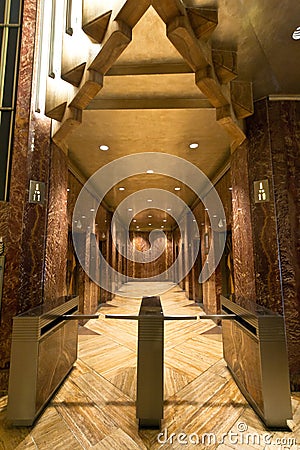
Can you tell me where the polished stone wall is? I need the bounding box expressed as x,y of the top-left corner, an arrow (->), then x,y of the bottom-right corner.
0,0 -> 52,391
44,144 -> 68,304
231,99 -> 300,390
66,171 -> 109,312
127,231 -> 174,279
172,170 -> 233,312
231,142 -> 256,303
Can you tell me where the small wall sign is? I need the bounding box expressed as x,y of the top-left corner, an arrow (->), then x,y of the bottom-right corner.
254,179 -> 270,203
29,180 -> 45,204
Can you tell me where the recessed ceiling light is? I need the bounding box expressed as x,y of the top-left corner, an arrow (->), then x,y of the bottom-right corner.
119,187 -> 125,191
163,219 -> 167,222
81,215 -> 86,219
213,214 -> 217,218
292,26 -> 300,40
148,223 -> 152,226
136,226 -> 139,229
67,188 -> 70,192
133,219 -> 137,222
174,187 -> 181,191
147,199 -> 152,202
146,170 -> 154,174
128,208 -> 133,211
99,145 -> 109,151
90,208 -> 95,212
161,225 -> 164,228
205,208 -> 208,211
189,143 -> 199,149
229,187 -> 233,191
148,215 -> 152,218
167,208 -> 171,211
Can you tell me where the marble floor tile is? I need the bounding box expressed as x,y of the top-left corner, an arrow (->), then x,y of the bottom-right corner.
1,282 -> 299,449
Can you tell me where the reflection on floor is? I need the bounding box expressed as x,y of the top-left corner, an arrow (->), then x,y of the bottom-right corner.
0,283 -> 299,449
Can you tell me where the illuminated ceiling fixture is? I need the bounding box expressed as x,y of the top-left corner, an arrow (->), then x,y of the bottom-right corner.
189,143 -> 199,149
147,199 -> 152,202
292,26 -> 300,40
148,215 -> 152,218
128,208 -> 133,211
133,219 -> 137,223
90,208 -> 95,212
146,169 -> 154,174
136,226 -> 139,229
174,187 -> 181,191
229,187 -> 233,191
161,226 -> 164,228
119,187 -> 125,191
99,145 -> 109,151
148,223 -> 152,226
167,208 -> 171,211
163,219 -> 167,222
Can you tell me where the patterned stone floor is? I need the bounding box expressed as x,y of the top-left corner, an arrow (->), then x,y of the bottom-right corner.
0,283 -> 299,449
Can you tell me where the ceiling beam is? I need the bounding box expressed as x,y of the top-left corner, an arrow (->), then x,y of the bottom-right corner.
106,63 -> 193,76
86,98 -> 214,110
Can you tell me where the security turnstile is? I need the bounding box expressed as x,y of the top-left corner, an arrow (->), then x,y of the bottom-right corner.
221,296 -> 293,429
106,296 -> 197,428
107,295 -> 293,429
7,297 -> 99,426
136,296 -> 164,428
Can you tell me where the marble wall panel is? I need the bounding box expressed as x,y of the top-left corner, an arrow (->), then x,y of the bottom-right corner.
0,0 -> 52,390
128,231 -> 174,279
18,116 -> 51,312
222,320 -> 263,412
247,99 -> 282,312
66,171 -> 103,311
0,203 -> 9,243
43,145 -> 68,304
36,320 -> 78,413
188,171 -> 233,311
268,101 -> 300,390
238,98 -> 300,389
231,142 -> 256,303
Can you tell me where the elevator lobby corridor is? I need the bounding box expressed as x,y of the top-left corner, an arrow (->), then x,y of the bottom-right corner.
0,283 -> 299,449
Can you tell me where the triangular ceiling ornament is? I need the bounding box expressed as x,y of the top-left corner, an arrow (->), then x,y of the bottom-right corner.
46,102 -> 67,122
50,0 -> 252,150
61,63 -> 86,87
186,7 -> 218,40
82,11 -> 112,44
